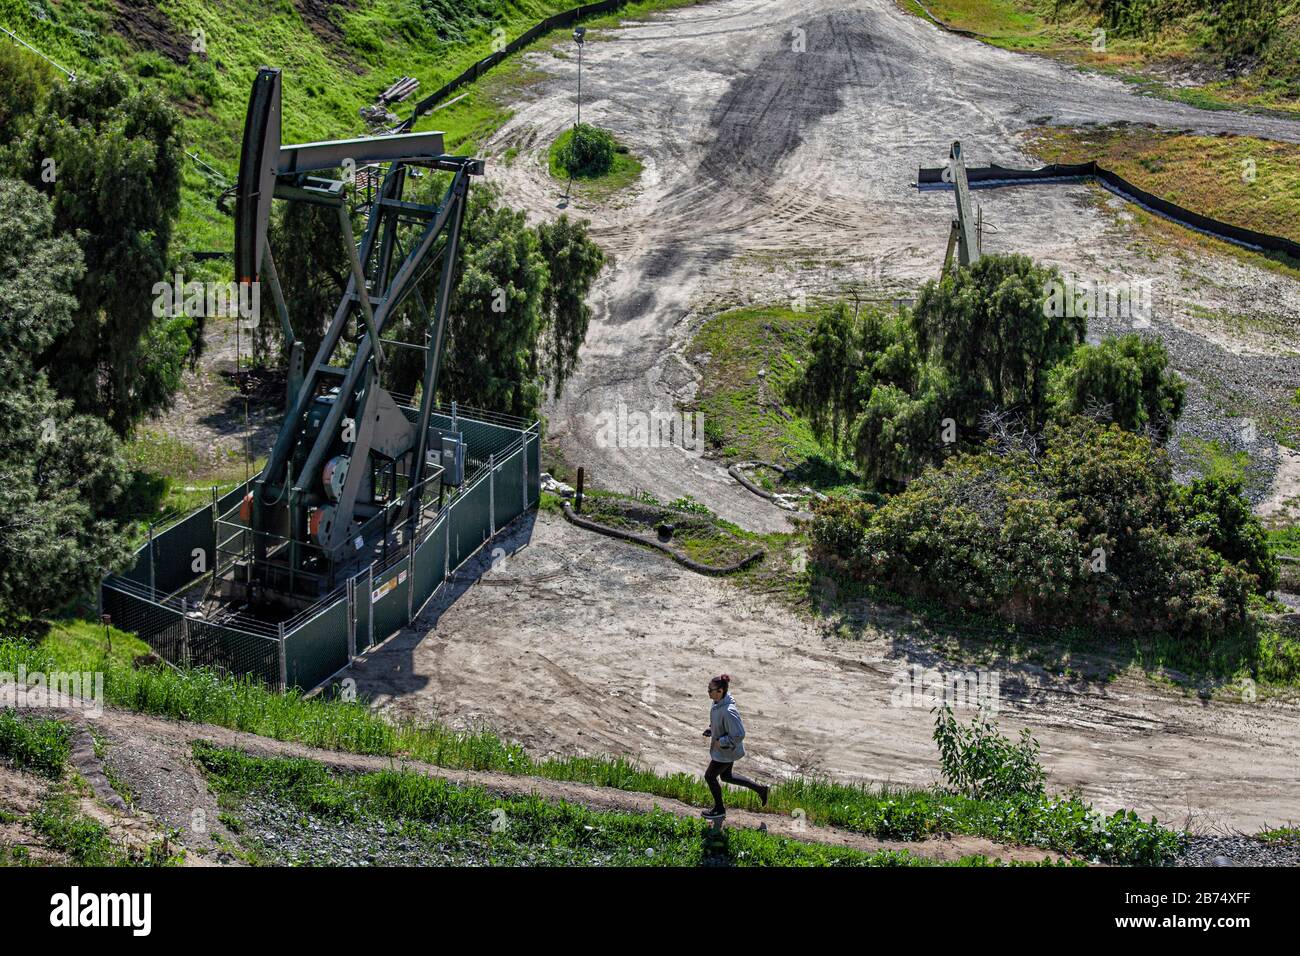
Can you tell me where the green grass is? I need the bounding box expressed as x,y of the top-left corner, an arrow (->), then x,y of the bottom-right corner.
30,793 -> 179,866
1269,526 -> 1300,559
1026,125 -> 1300,246
40,619 -> 153,673
1179,436 -> 1252,484
898,1 -> 1300,115
0,628 -> 1183,863
0,712 -> 72,779
576,491 -> 761,567
547,125 -> 643,199
688,305 -> 859,492
117,428 -> 263,530
196,744 -> 1016,866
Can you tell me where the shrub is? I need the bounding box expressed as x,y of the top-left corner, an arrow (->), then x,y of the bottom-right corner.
809,496 -> 875,560
809,417 -> 1263,640
1210,0 -> 1281,64
1176,476 -> 1278,592
1048,334 -> 1185,439
933,706 -> 1046,801
555,123 -> 618,179
0,41 -> 54,144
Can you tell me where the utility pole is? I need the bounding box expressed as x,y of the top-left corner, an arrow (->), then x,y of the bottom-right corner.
574,26 -> 586,127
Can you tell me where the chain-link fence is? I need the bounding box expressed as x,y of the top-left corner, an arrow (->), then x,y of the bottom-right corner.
100,418 -> 540,692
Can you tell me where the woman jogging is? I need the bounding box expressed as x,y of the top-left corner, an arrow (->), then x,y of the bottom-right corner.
701,673 -> 769,819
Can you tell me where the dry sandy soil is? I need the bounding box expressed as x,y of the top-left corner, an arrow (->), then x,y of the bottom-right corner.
349,510 -> 1300,835
481,0 -> 1300,528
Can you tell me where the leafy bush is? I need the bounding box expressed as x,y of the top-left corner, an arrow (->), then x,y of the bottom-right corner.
1176,476 -> 1278,592
555,123 -> 618,179
1210,0 -> 1281,64
789,255 -> 1091,488
810,417 -> 1266,640
1048,334 -> 1185,439
933,706 -> 1045,801
809,495 -> 876,560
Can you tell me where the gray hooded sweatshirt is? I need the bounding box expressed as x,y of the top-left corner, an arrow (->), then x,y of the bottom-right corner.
709,693 -> 746,762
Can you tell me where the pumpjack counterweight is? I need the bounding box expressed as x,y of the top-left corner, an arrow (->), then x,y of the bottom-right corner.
229,67 -> 484,607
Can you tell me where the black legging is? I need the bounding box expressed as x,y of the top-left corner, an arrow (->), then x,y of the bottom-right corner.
704,760 -> 762,812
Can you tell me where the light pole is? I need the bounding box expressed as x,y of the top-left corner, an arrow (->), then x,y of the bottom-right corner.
573,26 -> 585,127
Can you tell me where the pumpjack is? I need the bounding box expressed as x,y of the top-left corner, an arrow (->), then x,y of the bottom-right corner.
228,67 -> 485,608
940,141 -> 982,275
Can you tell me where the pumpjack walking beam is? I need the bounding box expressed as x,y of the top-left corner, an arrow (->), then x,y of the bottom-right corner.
941,140 -> 981,274
231,67 -> 484,601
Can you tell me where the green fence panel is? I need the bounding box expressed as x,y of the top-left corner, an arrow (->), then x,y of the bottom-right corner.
285,598 -> 349,691
217,480 -> 252,515
187,618 -> 282,687
449,475 -> 491,568
371,558 -> 410,644
413,514 -> 446,614
150,507 -> 215,595
494,448 -> 525,532
102,585 -> 184,653
354,569 -> 373,651
118,541 -> 152,587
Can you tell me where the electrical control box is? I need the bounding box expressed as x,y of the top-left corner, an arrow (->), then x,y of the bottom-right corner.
425,429 -> 465,486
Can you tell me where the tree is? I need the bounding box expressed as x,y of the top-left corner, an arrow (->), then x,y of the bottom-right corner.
1048,333 -> 1185,438
12,73 -> 188,435
263,200 -> 349,367
790,255 -> 1080,488
365,185 -> 603,420
0,179 -> 132,620
912,253 -> 1080,430
787,302 -> 861,451
537,213 -> 604,397
264,179 -> 603,421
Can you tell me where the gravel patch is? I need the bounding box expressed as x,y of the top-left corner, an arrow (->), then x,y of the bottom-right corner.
1172,834 -> 1300,867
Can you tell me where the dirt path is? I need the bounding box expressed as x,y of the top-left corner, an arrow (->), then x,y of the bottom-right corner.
481,0 -> 1300,528
0,693 -> 1058,864
348,511 -> 1300,835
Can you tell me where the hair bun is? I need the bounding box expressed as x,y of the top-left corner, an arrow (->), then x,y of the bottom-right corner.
719,673 -> 731,682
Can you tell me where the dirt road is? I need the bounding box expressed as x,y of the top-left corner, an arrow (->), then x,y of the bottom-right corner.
484,0 -> 1300,529
350,511 -> 1300,834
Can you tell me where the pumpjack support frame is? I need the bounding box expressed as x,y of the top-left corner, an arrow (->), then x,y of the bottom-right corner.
230,67 -> 485,606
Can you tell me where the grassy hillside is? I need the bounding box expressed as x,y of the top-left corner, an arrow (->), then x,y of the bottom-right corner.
0,0 -> 697,257
1026,125 -> 1300,245
900,0 -> 1300,114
